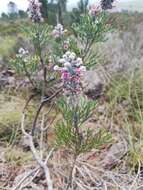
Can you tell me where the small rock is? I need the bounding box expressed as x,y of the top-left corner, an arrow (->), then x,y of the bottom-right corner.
2,69 -> 15,76
8,76 -> 15,86
82,69 -> 108,100
19,136 -> 31,151
121,100 -> 130,108
97,105 -> 106,114
0,77 -> 8,87
19,136 -> 38,151
100,140 -> 128,170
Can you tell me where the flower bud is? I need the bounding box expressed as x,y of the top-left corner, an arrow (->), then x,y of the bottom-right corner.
80,66 -> 86,72
53,65 -> 60,71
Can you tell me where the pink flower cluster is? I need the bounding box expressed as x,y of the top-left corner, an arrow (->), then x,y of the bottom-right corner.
54,51 -> 86,95
28,0 -> 43,23
52,24 -> 66,39
89,4 -> 101,18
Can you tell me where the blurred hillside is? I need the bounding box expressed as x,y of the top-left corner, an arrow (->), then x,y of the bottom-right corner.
117,0 -> 143,12
97,12 -> 143,73
0,17 -> 31,70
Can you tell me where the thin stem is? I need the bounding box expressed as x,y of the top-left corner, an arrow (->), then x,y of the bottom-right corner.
40,56 -> 47,99
23,93 -> 38,112
35,24 -> 47,99
31,88 -> 62,136
82,38 -> 95,61
23,61 -> 36,89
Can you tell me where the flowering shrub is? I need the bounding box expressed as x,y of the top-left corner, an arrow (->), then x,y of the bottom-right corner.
10,0 -> 113,139
52,23 -> 66,39
8,1 -> 115,189
53,46 -> 112,190
11,0 -> 113,90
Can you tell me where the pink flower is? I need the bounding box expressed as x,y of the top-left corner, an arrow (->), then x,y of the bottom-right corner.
89,4 -> 101,17
52,23 -> 65,39
52,30 -> 60,38
54,51 -> 86,95
74,68 -> 80,77
63,43 -> 69,50
61,71 -> 70,80
63,40 -> 70,50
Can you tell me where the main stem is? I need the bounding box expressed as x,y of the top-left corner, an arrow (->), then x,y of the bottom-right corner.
66,154 -> 77,190
36,24 -> 47,100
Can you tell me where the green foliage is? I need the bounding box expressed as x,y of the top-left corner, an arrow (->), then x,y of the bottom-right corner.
10,55 -> 39,75
5,147 -> 33,165
0,22 -> 20,36
55,97 -> 112,155
58,97 -> 96,127
79,128 -> 112,153
108,12 -> 143,31
68,38 -> 81,55
72,12 -> 110,45
125,121 -> 143,168
107,68 -> 143,168
18,10 -> 28,19
0,94 -> 23,142
0,11 -> 27,22
0,36 -> 17,60
55,121 -> 76,150
1,13 -> 9,21
85,52 -> 99,69
124,105 -> 143,169
10,56 -> 24,74
71,12 -> 112,68
9,23 -> 52,84
0,36 -> 16,55
70,0 -> 89,24
8,13 -> 19,20
107,69 -> 143,111
48,32 -> 68,57
70,8 -> 81,24
22,23 -> 51,54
